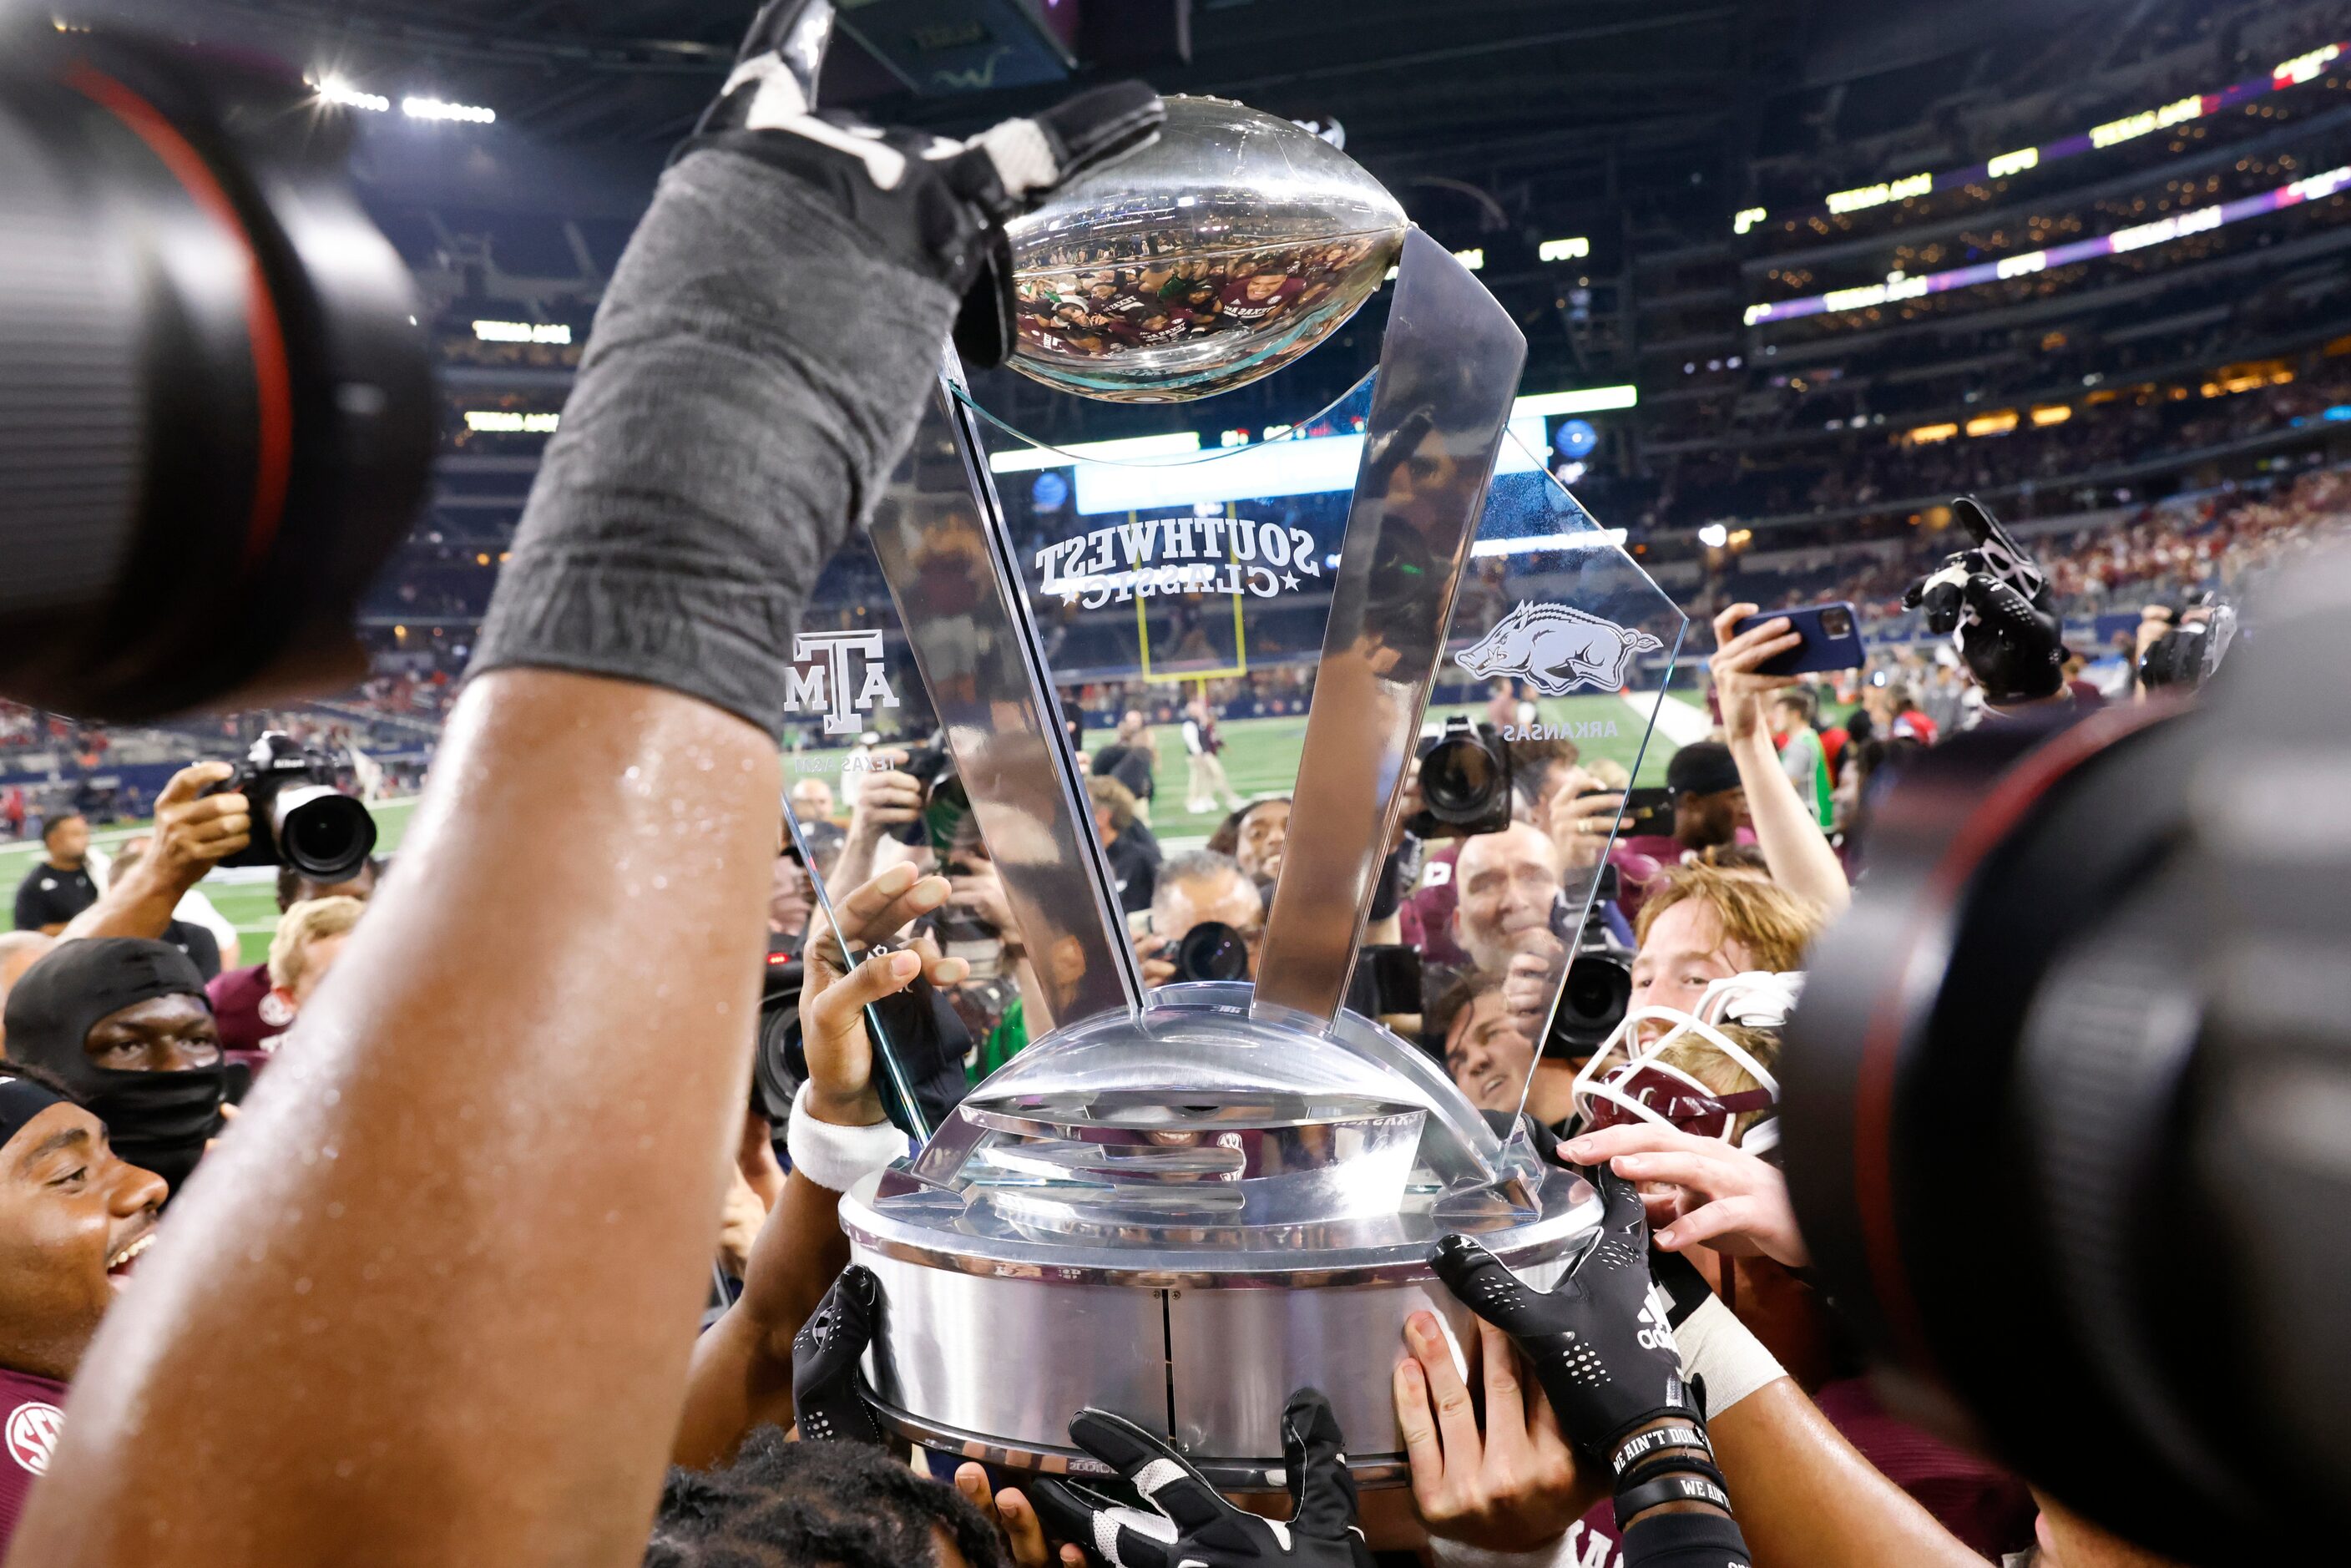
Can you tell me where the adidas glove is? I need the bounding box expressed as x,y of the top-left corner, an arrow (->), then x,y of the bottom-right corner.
791,1262 -> 888,1446
1029,1388 -> 1374,1568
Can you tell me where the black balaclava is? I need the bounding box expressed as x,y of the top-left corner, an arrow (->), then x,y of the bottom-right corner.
3,938 -> 225,1192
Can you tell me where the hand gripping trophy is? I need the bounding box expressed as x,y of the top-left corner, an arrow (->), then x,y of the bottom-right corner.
798,23 -> 1688,1492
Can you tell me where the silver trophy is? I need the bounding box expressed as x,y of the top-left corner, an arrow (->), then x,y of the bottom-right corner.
807,65 -> 1686,1489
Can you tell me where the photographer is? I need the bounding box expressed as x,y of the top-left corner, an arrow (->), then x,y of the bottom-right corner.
827,747 -> 925,904
1136,849 -> 1262,988
12,6 -> 1165,1560
1451,822 -> 1570,1042
49,765 -> 252,950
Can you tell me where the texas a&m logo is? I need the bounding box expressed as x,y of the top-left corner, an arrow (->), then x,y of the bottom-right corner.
783,630 -> 900,736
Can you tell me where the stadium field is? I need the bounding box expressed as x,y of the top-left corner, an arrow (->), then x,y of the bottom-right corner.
786,690 -> 1691,846
8,690 -> 1692,954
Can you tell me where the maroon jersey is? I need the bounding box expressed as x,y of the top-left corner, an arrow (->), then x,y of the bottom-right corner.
1216,275 -> 1304,323
207,961 -> 293,1072
0,1366 -> 66,1557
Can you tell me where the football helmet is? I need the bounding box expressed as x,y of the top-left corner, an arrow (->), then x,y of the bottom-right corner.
1570,972 -> 1801,1154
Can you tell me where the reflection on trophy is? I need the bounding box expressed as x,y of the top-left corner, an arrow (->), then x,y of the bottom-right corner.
845,93 -> 1670,1486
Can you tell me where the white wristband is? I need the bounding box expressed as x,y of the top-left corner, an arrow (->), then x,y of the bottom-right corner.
1675,1292 -> 1787,1419
786,1084 -> 909,1193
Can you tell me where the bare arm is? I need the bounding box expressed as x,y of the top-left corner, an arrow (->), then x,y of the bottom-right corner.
672,865 -> 964,1469
14,671 -> 779,1568
1708,604 -> 1850,918
58,763 -> 249,944
1710,1379 -> 1987,1568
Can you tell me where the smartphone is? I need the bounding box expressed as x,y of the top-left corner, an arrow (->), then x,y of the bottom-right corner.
1731,601 -> 1863,676
1580,786 -> 1674,837
1618,787 -> 1675,835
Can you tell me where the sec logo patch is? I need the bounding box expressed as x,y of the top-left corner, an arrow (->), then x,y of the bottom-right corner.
7,1401 -> 62,1475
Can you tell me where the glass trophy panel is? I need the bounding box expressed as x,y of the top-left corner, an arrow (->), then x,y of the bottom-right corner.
1428,424 -> 1688,1123
961,376 -> 1386,845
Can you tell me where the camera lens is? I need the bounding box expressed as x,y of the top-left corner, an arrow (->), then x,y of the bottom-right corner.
0,31 -> 432,719
270,784 -> 377,882
1176,920 -> 1251,983
1421,736 -> 1499,820
1546,950 -> 1631,1058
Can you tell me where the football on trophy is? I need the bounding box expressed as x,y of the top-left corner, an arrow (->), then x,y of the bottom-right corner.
1004,95 -> 1410,404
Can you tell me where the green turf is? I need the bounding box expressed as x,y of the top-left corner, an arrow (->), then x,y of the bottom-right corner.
783,693 -> 1688,845
15,690 -> 1691,948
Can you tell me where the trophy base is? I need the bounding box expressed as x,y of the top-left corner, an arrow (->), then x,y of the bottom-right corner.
843,1166 -> 1600,1484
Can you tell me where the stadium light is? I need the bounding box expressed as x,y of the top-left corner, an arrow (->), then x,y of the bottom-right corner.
1746,163 -> 2351,326
1964,410 -> 2020,438
1470,528 -> 1626,557
1538,236 -> 1590,261
1511,385 -> 1638,417
1453,248 -> 1485,271
464,411 -> 559,433
2030,405 -> 2073,427
316,75 -> 390,113
1697,524 -> 1729,548
473,321 -> 572,345
1772,42 -> 2348,226
1732,206 -> 1767,235
987,432 -> 1202,474
1908,422 -> 1959,444
403,95 -> 496,124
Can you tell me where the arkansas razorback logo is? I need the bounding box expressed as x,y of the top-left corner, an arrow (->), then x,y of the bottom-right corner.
1454,602 -> 1663,695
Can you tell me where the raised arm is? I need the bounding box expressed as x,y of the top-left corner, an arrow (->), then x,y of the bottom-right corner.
672,862 -> 965,1469
12,16 -> 1160,1560
58,764 -> 249,944
1706,604 -> 1850,917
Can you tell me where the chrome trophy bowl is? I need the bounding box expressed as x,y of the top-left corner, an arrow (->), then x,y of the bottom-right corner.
1004,95 -> 1409,404
842,984 -> 1603,1486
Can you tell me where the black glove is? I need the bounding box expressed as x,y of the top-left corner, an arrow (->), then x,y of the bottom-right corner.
685,0 -> 1163,366
1900,496 -> 2066,706
791,1262 -> 887,1446
1430,1168 -> 1696,1465
1029,1388 -> 1373,1568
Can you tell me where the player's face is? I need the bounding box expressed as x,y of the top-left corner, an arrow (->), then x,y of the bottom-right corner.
1234,802 -> 1290,883
1445,992 -> 1535,1112
1629,901 -> 1757,1023
80,994 -> 221,1074
0,1104 -> 167,1379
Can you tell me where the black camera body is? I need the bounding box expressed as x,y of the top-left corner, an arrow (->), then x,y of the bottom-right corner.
207,731 -> 376,881
890,739 -> 973,850
1407,716 -> 1513,838
1545,864 -> 1631,1060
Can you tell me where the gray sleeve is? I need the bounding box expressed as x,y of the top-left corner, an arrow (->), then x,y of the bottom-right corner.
466,148 -> 958,740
